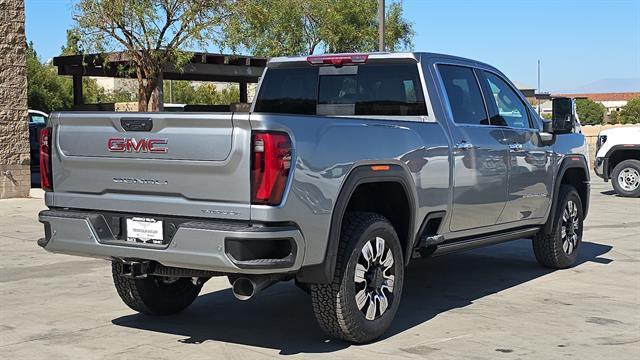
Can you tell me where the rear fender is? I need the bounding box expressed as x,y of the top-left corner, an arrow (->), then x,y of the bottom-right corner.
296,164 -> 416,284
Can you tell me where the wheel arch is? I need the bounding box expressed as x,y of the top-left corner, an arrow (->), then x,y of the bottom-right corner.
296,164 -> 417,284
606,145 -> 640,177
544,155 -> 590,235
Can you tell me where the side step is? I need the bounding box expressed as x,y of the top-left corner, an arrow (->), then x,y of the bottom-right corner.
432,227 -> 540,256
419,234 -> 446,247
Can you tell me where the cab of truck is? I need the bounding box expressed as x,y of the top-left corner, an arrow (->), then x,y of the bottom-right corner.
594,126 -> 640,197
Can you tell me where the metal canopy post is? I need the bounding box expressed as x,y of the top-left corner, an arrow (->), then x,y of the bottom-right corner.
239,82 -> 248,103
72,75 -> 83,106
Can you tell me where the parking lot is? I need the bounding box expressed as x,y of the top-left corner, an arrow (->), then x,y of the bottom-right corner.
0,177 -> 638,359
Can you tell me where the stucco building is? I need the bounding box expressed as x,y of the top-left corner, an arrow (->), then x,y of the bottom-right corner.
0,0 -> 30,199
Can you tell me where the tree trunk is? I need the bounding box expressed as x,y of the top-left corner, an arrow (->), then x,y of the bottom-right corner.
151,72 -> 164,112
136,68 -> 148,112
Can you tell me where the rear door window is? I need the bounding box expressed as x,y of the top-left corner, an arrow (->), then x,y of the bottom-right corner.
254,63 -> 427,116
437,64 -> 489,126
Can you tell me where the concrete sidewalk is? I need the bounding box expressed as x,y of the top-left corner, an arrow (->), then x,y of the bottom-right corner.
1,179 -> 638,359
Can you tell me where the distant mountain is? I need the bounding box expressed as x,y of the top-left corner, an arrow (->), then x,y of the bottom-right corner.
556,78 -> 640,94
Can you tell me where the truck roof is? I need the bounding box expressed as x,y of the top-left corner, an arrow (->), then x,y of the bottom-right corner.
267,52 -> 498,71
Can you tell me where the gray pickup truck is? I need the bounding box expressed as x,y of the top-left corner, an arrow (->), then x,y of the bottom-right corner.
38,52 -> 590,343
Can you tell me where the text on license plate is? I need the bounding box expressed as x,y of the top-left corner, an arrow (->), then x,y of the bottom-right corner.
126,217 -> 163,244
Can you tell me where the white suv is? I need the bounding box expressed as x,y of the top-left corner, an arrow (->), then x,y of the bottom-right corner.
594,126 -> 640,197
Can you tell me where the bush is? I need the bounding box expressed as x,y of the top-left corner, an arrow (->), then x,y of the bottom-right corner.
575,98 -> 606,125
618,97 -> 640,124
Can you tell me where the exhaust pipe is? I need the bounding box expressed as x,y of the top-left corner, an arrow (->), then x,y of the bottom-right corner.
231,275 -> 282,301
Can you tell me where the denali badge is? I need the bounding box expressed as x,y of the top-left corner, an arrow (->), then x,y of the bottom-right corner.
113,178 -> 168,185
107,137 -> 168,153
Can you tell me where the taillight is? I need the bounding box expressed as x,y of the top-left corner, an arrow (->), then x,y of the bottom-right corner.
306,53 -> 369,66
39,127 -> 53,191
251,131 -> 292,205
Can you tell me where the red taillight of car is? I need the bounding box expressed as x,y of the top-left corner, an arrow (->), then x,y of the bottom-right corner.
251,131 -> 292,205
39,127 -> 53,191
306,53 -> 369,66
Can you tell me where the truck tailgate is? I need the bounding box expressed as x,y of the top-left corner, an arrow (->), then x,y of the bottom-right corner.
48,112 -> 252,220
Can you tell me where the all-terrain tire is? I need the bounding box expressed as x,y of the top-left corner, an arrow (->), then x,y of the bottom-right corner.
533,185 -> 583,269
111,262 -> 202,315
310,212 -> 404,343
611,159 -> 640,198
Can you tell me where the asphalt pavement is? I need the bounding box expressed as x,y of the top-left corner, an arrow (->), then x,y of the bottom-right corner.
0,178 -> 638,359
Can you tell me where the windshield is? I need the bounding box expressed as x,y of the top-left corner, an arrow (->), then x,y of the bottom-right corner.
254,63 -> 427,116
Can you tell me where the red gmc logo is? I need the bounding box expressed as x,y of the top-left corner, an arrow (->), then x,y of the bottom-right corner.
107,138 -> 168,153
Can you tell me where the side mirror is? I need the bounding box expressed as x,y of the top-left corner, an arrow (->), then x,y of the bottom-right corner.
551,97 -> 575,134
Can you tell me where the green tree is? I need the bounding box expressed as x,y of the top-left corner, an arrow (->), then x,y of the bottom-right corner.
609,109 -> 619,124
224,0 -> 414,57
60,29 -> 84,56
164,81 -> 239,105
27,43 -> 73,112
617,97 -> 640,124
27,42 -> 135,113
575,98 -> 606,125
73,0 -> 229,111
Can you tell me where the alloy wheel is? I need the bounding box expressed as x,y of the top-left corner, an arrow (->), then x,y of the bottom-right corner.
561,200 -> 580,255
354,236 -> 395,321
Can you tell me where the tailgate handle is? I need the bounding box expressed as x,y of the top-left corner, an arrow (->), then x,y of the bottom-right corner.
121,118 -> 153,132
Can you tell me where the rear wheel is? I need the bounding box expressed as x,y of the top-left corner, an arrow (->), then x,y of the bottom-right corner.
533,185 -> 583,269
611,159 -> 640,197
310,212 -> 404,343
112,261 -> 202,315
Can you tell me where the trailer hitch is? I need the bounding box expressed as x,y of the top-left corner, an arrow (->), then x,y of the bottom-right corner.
119,260 -> 152,278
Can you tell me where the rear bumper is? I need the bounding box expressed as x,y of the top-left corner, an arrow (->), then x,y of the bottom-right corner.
38,209 -> 305,275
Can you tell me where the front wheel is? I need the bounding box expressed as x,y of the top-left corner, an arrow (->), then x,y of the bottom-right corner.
611,159 -> 640,197
533,185 -> 584,269
310,212 -> 404,343
112,262 -> 202,315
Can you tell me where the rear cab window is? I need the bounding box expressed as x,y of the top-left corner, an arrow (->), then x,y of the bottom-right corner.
254,62 -> 427,117
437,64 -> 489,126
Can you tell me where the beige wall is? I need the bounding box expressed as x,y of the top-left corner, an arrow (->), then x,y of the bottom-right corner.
0,0 -> 30,198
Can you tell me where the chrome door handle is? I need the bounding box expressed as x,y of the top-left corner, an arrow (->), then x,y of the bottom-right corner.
455,142 -> 474,151
509,143 -> 524,151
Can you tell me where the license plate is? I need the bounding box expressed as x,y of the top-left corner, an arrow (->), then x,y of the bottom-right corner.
126,217 -> 164,244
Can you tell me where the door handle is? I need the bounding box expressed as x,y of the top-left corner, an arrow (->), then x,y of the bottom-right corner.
455,141 -> 474,151
509,143 -> 524,151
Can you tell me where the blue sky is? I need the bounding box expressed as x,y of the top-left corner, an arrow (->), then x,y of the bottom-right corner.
25,0 -> 639,92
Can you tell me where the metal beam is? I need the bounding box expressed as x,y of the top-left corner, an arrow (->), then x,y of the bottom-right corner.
72,75 -> 83,106
239,82 -> 248,103
58,64 -> 263,83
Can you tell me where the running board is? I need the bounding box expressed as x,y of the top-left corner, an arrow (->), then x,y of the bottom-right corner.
432,227 -> 540,256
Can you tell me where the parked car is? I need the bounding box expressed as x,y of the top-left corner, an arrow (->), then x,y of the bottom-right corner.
28,109 -> 49,186
594,126 -> 640,197
37,52 -> 590,343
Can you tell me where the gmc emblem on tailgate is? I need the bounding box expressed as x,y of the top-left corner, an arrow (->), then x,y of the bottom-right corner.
107,138 -> 168,153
